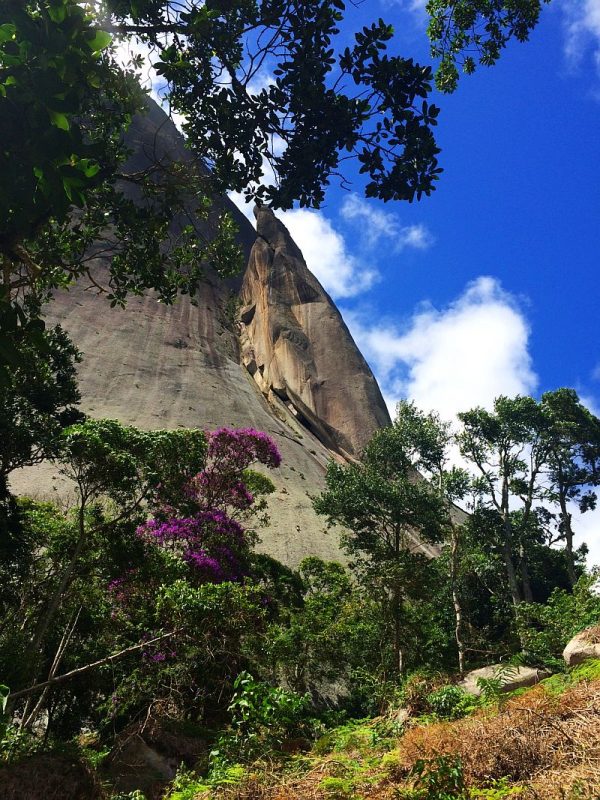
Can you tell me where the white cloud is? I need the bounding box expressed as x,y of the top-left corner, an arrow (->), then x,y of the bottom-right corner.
340,193 -> 434,252
246,69 -> 275,96
343,277 -> 600,565
573,504 -> 600,569
580,393 -> 600,418
229,196 -> 394,300
273,209 -> 379,299
380,0 -> 427,16
561,0 -> 600,71
344,276 -> 537,419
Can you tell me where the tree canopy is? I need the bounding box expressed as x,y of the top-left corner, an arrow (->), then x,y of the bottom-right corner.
427,0 -> 552,92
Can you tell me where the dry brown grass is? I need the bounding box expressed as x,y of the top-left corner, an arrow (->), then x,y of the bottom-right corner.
213,677 -> 600,800
396,680 -> 600,798
579,625 -> 600,645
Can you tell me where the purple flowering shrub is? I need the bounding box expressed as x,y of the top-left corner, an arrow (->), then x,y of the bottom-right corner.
187,427 -> 281,514
128,428 -> 281,588
138,511 -> 245,583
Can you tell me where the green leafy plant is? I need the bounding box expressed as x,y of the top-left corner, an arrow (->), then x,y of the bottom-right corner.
476,661 -> 522,705
426,685 -> 474,720
212,671 -> 311,765
400,755 -> 467,799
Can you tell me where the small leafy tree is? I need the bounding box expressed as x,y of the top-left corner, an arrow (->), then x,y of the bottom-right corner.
213,671 -> 310,765
392,400 -> 471,674
520,570 -> 600,667
314,425 -> 445,676
0,324 -> 81,496
7,425 -> 283,735
540,388 -> 600,586
15,421 -> 207,718
263,556 -> 388,707
457,396 -> 551,610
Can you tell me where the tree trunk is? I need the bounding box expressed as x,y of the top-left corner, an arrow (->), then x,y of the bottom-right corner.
558,488 -> 576,587
21,608 -> 82,732
10,630 -> 180,701
392,524 -> 403,676
519,541 -> 534,604
502,517 -> 522,608
29,499 -> 87,657
449,524 -> 465,675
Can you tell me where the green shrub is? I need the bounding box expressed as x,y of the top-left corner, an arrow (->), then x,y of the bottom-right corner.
319,775 -> 358,799
396,755 -> 467,799
399,672 -> 442,716
211,672 -> 311,766
426,685 -> 474,720
519,572 -> 600,667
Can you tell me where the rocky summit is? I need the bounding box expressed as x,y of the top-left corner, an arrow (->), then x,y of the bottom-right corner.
12,101 -> 391,567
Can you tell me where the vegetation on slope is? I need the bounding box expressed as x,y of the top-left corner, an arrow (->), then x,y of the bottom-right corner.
0,390 -> 599,798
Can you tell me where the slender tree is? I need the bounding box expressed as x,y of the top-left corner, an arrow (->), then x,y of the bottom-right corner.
541,388 -> 600,585
314,425 -> 445,676
393,400 -> 471,674
457,396 -> 551,610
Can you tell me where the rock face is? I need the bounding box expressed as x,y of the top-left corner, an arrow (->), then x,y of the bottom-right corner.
240,206 -> 391,459
563,626 -> 600,667
459,665 -> 549,697
11,101 -> 392,567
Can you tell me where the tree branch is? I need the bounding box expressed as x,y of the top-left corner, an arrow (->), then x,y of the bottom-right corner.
10,629 -> 182,701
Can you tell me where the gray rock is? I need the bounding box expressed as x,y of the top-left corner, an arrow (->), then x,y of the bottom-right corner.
240,206 -> 391,459
563,626 -> 600,667
459,664 -> 549,697
10,101 -> 395,567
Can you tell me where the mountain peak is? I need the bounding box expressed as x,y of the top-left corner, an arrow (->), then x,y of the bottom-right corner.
240,205 -> 391,459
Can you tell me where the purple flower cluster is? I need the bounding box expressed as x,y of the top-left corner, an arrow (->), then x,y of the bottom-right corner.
184,549 -> 223,578
207,427 -> 282,470
139,511 -> 244,545
185,427 -> 281,514
113,428 -> 281,598
137,510 -> 246,583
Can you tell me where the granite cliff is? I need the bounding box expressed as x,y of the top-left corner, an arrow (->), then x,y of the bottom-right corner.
12,101 -> 392,566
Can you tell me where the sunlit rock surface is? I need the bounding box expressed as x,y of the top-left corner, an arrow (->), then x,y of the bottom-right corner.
11,101 -> 393,567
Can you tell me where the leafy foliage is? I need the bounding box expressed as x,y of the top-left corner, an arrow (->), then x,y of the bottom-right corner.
212,671 -> 310,764
520,571 -> 600,667
0,0 -> 241,373
405,755 -> 466,799
0,324 -> 81,489
427,0 -> 551,92
426,685 -> 473,720
106,0 -> 442,209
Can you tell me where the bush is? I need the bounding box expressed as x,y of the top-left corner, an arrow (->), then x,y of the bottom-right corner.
211,672 -> 311,765
426,685 -> 474,720
399,672 -> 443,716
396,755 -> 467,799
519,571 -> 600,668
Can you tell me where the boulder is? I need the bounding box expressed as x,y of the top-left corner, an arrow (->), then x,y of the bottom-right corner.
459,664 -> 549,697
563,625 -> 600,667
10,102 -> 395,568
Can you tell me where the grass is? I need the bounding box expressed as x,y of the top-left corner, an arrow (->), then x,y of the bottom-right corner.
158,661 -> 600,800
